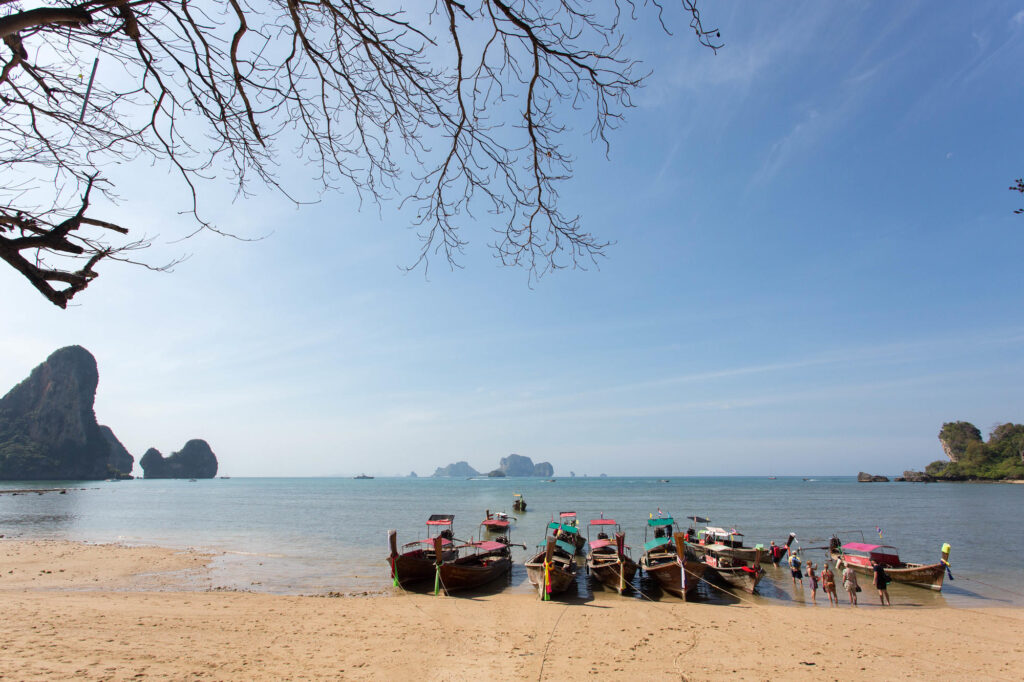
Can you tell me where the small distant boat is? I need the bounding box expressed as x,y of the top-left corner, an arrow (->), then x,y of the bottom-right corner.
387,514 -> 458,588
587,517 -> 636,594
219,476 -> 231,479
829,536 -> 948,591
544,479 -> 556,483
188,478 -> 197,482
481,510 -> 513,534
512,493 -> 527,513
355,474 -> 374,479
768,476 -> 777,480
659,479 -> 670,483
525,536 -> 578,599
638,515 -> 705,599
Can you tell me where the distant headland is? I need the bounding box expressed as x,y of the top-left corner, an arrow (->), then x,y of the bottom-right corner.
0,346 -> 218,480
878,421 -> 1024,482
432,453 -> 553,478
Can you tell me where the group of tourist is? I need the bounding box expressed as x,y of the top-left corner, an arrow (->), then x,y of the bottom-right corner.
785,551 -> 891,606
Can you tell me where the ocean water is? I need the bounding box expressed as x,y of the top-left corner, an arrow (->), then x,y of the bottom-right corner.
1,476 -> 1021,607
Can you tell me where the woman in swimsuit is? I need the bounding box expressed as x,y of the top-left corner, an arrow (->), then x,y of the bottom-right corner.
807,561 -> 819,605
821,563 -> 838,606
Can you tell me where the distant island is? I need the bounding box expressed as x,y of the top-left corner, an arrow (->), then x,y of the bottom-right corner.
140,440 -> 219,479
432,453 -> 554,477
0,345 -> 218,480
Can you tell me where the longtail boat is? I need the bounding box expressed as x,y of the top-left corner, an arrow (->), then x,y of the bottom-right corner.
481,510 -> 513,534
830,537 -> 948,591
387,514 -> 457,587
513,493 -> 527,513
689,528 -> 764,594
637,515 -> 705,599
688,526 -> 760,563
525,536 -> 578,599
553,511 -> 586,554
586,518 -> 636,594
437,538 -> 513,593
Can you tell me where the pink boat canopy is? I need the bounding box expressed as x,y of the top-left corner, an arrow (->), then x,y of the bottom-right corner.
842,542 -> 898,553
482,519 -> 510,528
589,538 -> 614,549
413,537 -> 452,546
589,519 -> 617,526
426,514 -> 454,526
471,541 -> 508,552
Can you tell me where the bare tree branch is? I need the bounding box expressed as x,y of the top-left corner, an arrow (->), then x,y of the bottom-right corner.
0,0 -> 722,306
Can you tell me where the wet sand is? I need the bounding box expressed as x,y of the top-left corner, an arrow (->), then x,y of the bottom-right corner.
1,539 -> 1021,680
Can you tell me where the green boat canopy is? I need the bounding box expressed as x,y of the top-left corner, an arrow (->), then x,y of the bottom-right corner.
644,536 -> 673,552
647,517 -> 674,527
547,521 -> 578,534
556,540 -> 577,555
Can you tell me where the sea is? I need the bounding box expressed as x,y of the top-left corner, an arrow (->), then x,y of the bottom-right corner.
1,476 -> 1021,607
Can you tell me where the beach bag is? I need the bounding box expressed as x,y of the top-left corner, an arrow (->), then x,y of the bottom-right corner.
856,585 -> 862,592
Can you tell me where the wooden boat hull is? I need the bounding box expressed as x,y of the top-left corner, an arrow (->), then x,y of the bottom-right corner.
513,501 -> 527,512
588,555 -> 638,593
388,549 -> 456,587
525,552 -> 578,597
438,556 -> 511,593
703,564 -> 763,594
640,556 -> 706,599
689,542 -> 760,565
831,553 -> 946,591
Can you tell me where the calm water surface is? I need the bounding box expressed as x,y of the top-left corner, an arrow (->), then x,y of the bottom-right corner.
1,476 -> 1021,607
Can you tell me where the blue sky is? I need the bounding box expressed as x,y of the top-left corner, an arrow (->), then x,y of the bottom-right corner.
3,1 -> 1022,476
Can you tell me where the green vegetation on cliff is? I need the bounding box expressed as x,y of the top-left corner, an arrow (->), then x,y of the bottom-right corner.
928,421 -> 1024,480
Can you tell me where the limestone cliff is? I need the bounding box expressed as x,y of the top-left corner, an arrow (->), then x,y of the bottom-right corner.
0,346 -> 132,480
431,461 -> 479,477
140,439 -> 218,479
497,454 -> 554,477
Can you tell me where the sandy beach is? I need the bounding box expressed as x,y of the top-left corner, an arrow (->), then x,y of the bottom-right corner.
1,540 -> 1021,681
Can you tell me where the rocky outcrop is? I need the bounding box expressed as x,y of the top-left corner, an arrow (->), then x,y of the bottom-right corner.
938,422 -> 982,463
495,454 -> 554,477
897,470 -> 933,482
857,472 -> 890,482
100,426 -> 134,478
432,461 -> 479,477
0,346 -> 133,480
408,471 -> 418,478
140,439 -> 218,479
532,461 -> 554,477
487,469 -> 506,477
498,454 -> 535,476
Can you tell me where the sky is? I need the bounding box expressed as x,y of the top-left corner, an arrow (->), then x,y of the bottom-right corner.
2,1 -> 1023,477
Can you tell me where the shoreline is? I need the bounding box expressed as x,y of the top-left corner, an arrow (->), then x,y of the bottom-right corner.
1,540 -> 1022,680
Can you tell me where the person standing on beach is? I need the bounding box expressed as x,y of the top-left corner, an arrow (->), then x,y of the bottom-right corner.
842,565 -> 859,606
821,563 -> 838,606
807,561 -> 819,604
788,551 -> 803,588
872,559 -> 892,606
